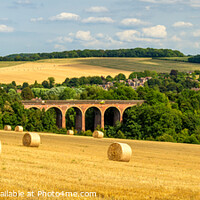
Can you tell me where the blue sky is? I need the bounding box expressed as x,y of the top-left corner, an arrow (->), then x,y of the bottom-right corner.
0,0 -> 200,56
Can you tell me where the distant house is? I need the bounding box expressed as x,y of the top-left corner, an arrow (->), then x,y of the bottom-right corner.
31,97 -> 42,101
187,71 -> 194,74
119,80 -> 125,83
191,88 -> 200,91
100,76 -> 152,90
17,89 -> 22,93
139,77 -> 146,84
107,82 -> 114,87
145,77 -> 152,81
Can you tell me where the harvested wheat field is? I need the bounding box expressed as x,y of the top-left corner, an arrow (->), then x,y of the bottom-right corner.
1,57 -> 200,84
0,58 -> 132,84
0,131 -> 200,199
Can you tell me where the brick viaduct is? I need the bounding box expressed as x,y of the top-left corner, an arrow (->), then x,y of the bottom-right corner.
22,100 -> 144,131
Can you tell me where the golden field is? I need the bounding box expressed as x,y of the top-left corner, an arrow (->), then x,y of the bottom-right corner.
0,58 -> 132,84
1,57 -> 200,84
0,131 -> 200,200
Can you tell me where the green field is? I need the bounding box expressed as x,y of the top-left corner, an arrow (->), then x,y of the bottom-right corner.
1,57 -> 200,74
0,61 -> 26,68
154,57 -> 191,62
78,57 -> 200,73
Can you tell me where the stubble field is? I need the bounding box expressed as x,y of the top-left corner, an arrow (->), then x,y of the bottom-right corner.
0,131 -> 200,199
0,57 -> 200,84
0,58 -> 131,84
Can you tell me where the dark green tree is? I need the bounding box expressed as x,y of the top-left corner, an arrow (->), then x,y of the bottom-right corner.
22,82 -> 29,89
21,87 -> 34,100
42,80 -> 49,88
48,77 -> 55,88
114,73 -> 126,81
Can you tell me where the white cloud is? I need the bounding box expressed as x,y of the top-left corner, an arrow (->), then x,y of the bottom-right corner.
190,4 -> 200,7
140,0 -> 181,4
103,36 -> 123,46
171,35 -> 181,41
54,44 -> 66,51
82,34 -> 123,48
116,30 -> 140,42
142,25 -> 167,38
0,18 -> 9,21
116,29 -> 160,43
75,31 -> 94,41
0,25 -> 14,32
30,17 -> 43,22
16,0 -> 31,5
193,30 -> 200,37
194,42 -> 200,48
86,6 -> 108,13
121,18 -> 149,26
50,29 -> 166,50
50,31 -> 123,49
14,0 -> 36,8
189,0 -> 200,8
68,32 -> 74,37
139,0 -> 200,8
59,37 -> 73,43
145,6 -> 151,10
140,0 -> 200,8
96,33 -> 104,38
173,21 -> 193,27
82,17 -> 114,23
50,12 -> 80,21
50,36 -> 73,43
180,31 -> 186,36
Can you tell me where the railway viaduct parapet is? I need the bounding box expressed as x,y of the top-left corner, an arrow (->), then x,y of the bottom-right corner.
22,100 -> 145,131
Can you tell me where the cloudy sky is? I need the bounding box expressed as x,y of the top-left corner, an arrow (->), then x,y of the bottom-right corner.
0,0 -> 200,56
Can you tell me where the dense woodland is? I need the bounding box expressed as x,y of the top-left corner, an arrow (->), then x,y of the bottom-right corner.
0,48 -> 185,61
1,48 -> 200,63
1,69 -> 200,144
188,55 -> 200,63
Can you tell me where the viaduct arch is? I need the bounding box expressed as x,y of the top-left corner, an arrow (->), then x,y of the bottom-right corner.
22,100 -> 144,131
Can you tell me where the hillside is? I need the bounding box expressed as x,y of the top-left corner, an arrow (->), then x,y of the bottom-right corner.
0,58 -> 131,84
0,131 -> 200,199
1,57 -> 200,84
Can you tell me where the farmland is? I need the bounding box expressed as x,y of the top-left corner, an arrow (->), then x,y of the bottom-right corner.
0,131 -> 200,199
0,61 -> 26,69
0,57 -> 200,84
80,57 -> 200,72
0,58 -> 131,84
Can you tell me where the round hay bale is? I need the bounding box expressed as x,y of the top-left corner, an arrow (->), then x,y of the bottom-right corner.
0,140 -> 1,154
4,125 -> 12,131
93,130 -> 104,138
107,142 -> 132,162
15,126 -> 23,132
22,132 -> 40,147
67,130 -> 74,135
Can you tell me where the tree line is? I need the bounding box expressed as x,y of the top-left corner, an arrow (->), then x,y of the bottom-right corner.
188,55 -> 200,63
0,70 -> 157,94
0,48 -> 185,61
1,70 -> 200,144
